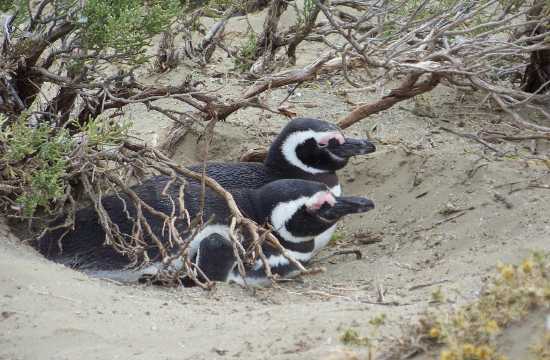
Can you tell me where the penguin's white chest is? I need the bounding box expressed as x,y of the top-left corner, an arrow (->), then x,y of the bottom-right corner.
313,224 -> 337,254
330,184 -> 342,197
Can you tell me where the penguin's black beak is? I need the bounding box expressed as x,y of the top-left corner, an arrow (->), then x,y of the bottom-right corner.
317,196 -> 375,221
329,138 -> 376,158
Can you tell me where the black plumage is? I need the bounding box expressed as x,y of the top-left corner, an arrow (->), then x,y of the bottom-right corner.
38,178 -> 242,271
37,178 -> 374,283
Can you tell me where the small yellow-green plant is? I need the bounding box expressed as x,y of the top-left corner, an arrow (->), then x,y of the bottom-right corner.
340,328 -> 370,346
431,287 -> 446,304
295,0 -> 316,28
329,231 -> 345,246
419,253 -> 550,360
531,331 -> 550,360
357,253 -> 550,359
369,313 -> 386,327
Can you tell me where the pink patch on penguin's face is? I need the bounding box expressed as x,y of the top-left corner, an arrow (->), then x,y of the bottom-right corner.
309,192 -> 336,211
318,132 -> 345,146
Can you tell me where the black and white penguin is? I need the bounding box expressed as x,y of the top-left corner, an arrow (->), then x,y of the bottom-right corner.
185,117 -> 376,194
144,117 -> 376,258
37,178 -> 374,285
196,181 -> 375,286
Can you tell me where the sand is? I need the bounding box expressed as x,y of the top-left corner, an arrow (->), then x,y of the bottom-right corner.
2,7 -> 550,360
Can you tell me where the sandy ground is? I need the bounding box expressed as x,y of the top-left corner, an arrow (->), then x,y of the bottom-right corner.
2,7 -> 550,360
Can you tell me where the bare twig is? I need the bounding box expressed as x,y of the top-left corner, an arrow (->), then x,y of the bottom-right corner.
338,74 -> 441,129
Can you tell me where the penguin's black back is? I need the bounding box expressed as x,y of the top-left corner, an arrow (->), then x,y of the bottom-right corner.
38,178 -> 255,271
187,162 -> 275,189
185,162 -> 339,190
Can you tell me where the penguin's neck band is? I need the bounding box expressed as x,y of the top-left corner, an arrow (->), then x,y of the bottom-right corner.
277,237 -> 314,253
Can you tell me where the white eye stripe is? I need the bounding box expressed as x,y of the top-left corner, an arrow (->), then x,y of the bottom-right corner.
270,196 -> 315,244
270,190 -> 335,244
281,130 -> 343,174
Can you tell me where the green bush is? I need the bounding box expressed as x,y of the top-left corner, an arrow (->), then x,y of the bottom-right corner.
0,115 -> 130,217
1,115 -> 73,216
2,0 -> 179,66
1,0 -> 174,217
81,0 -> 179,64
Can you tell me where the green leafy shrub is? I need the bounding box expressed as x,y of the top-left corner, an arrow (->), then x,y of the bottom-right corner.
1,115 -> 73,216
81,0 -> 179,64
0,115 -> 131,217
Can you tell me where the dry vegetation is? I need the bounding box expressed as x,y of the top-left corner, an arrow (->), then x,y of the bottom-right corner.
391,253 -> 550,360
333,253 -> 550,360
1,0 -> 549,286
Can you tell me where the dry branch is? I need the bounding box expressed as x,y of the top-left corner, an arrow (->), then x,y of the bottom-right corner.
286,0 -> 325,65
159,51 -> 335,153
4,0 -> 550,289
76,140 -> 311,285
239,0 -> 550,162
338,73 -> 441,129
244,51 -> 334,98
249,0 -> 288,74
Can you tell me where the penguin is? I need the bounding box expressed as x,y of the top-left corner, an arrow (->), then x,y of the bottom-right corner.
141,117 -> 376,259
196,182 -> 375,286
184,117 -> 376,194
37,178 -> 374,285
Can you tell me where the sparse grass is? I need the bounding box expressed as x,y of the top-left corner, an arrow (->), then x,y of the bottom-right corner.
339,314 -> 386,359
401,253 -> 549,360
369,314 -> 386,327
233,30 -> 257,72
431,287 -> 446,304
294,0 -> 316,28
329,230 -> 345,247
341,328 -> 370,346
340,253 -> 550,360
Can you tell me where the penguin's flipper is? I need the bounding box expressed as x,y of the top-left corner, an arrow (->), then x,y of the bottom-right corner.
195,233 -> 236,283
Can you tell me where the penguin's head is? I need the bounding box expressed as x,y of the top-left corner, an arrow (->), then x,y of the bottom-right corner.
254,179 -> 375,241
265,118 -> 376,175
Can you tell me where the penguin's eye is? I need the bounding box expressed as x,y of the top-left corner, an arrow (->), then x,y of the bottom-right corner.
319,202 -> 332,211
318,133 -> 345,148
306,191 -> 336,212
306,201 -> 331,216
